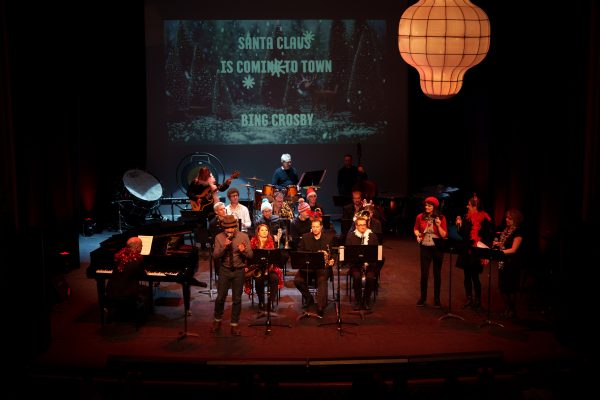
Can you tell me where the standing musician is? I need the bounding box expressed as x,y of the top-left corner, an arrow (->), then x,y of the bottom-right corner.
186,167 -> 232,246
413,196 -> 448,308
293,215 -> 335,317
345,214 -> 379,310
187,166 -> 233,215
210,215 -> 252,336
248,224 -> 284,311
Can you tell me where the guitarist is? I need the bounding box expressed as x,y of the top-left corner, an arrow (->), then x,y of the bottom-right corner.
187,167 -> 234,245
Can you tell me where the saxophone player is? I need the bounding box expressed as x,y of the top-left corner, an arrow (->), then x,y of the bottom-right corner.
293,216 -> 335,317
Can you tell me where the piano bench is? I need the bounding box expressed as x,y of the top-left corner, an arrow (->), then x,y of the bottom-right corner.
104,296 -> 150,330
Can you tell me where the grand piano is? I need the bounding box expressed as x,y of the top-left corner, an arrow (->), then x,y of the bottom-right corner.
87,221 -> 199,325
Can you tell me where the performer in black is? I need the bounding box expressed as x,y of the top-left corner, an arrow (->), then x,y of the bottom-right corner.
210,215 -> 252,336
294,216 -> 335,317
345,214 -> 379,310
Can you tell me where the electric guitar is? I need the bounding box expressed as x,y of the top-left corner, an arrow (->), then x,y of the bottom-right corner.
190,171 -> 240,211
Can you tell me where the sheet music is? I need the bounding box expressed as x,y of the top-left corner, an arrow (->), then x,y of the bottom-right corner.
476,241 -> 489,249
138,235 -> 154,255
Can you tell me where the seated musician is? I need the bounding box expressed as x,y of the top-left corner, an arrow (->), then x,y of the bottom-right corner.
253,198 -> 281,236
225,187 -> 251,232
305,187 -> 324,213
345,214 -> 379,310
248,224 -> 284,311
106,237 -> 149,318
293,215 -> 335,317
289,199 -> 312,249
208,202 -> 227,238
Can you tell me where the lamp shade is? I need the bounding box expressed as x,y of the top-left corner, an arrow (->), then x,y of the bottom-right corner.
398,0 -> 490,99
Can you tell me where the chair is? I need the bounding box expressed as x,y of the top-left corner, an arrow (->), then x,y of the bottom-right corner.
346,263 -> 381,303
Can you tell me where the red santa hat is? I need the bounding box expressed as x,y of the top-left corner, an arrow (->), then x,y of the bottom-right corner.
306,187 -> 317,198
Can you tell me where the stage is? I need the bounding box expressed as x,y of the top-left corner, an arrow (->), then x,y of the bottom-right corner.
20,230 -> 589,398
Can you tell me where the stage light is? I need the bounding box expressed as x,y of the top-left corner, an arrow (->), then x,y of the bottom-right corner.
398,0 -> 490,99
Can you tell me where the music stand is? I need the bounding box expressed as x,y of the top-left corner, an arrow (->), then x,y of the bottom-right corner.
290,251 -> 328,320
298,169 -> 326,189
248,249 -> 292,334
318,247 -> 358,335
471,246 -> 506,328
341,245 -> 383,320
433,238 -> 469,321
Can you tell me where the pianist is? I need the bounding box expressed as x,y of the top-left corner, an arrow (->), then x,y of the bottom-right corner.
210,214 -> 253,336
106,237 -> 149,320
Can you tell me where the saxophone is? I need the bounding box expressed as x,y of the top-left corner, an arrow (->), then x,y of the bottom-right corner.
280,200 -> 295,219
244,265 -> 262,278
319,245 -> 335,268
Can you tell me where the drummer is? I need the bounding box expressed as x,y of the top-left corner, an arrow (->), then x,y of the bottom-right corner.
272,153 -> 299,193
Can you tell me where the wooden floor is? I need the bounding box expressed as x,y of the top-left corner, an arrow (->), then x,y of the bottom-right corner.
16,229 -> 591,399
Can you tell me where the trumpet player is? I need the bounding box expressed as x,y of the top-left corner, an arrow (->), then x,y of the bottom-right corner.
211,215 -> 252,336
345,214 -> 379,310
249,224 -> 284,311
294,217 -> 335,317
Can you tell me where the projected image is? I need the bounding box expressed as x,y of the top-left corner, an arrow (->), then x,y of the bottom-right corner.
164,19 -> 389,145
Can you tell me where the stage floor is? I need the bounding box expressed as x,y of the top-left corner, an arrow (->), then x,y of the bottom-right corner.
20,230 -> 589,398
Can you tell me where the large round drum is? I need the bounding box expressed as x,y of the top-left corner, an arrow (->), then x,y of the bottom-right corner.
286,185 -> 298,199
120,169 -> 163,223
262,184 -> 275,197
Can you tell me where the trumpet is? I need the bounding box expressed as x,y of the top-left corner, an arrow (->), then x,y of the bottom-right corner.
245,264 -> 263,278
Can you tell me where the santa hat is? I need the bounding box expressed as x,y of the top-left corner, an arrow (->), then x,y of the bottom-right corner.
261,198 -> 273,211
306,187 -> 317,198
297,198 -> 310,213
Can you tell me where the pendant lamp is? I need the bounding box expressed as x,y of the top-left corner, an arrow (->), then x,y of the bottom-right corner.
398,0 -> 490,99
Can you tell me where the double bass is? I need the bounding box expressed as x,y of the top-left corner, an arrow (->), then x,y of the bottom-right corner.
354,144 -> 377,201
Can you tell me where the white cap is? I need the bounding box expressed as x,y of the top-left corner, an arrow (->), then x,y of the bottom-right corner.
281,153 -> 291,162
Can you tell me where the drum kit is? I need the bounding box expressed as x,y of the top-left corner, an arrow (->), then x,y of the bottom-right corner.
245,176 -> 300,212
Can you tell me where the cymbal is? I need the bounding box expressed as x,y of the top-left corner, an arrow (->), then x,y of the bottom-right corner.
246,176 -> 264,182
243,183 -> 253,187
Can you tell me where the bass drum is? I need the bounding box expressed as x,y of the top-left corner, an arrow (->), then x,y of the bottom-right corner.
119,169 -> 163,225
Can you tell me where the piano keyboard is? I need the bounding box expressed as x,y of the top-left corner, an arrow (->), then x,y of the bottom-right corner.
96,269 -> 113,275
145,270 -> 180,277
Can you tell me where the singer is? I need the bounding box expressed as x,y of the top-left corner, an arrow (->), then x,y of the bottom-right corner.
210,214 -> 252,336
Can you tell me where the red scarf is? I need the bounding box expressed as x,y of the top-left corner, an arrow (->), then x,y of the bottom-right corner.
466,210 -> 491,243
114,247 -> 143,272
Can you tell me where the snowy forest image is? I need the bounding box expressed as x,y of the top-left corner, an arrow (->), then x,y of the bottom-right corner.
164,19 -> 390,145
